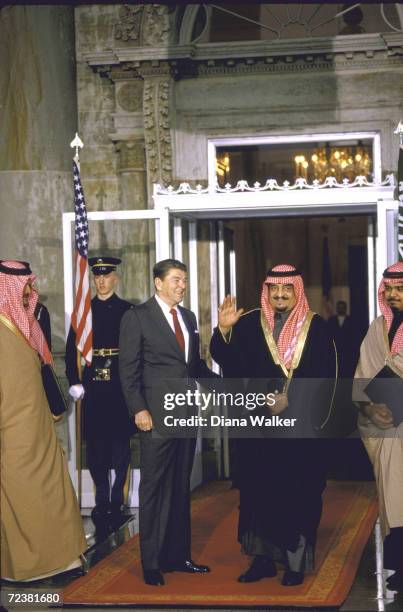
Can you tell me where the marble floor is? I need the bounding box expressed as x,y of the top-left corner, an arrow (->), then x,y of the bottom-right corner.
2,509 -> 402,612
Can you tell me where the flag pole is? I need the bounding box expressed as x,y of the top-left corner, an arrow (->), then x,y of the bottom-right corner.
76,365 -> 83,507
394,121 -> 403,262
71,132 -> 83,166
70,133 -> 84,507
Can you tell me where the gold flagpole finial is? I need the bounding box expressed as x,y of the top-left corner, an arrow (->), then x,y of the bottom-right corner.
394,121 -> 403,147
70,133 -> 84,163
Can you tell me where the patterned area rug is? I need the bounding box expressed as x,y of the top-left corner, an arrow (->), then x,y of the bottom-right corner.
64,480 -> 377,607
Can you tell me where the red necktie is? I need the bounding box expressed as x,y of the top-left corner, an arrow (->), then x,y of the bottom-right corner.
170,308 -> 185,354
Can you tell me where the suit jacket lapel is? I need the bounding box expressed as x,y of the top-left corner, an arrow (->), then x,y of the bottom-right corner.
148,296 -> 186,361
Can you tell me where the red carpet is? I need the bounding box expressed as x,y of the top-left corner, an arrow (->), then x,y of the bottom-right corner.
64,480 -> 377,607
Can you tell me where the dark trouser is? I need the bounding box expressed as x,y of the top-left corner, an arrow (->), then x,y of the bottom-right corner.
87,434 -> 131,507
139,433 -> 196,570
384,527 -> 403,572
239,439 -> 327,574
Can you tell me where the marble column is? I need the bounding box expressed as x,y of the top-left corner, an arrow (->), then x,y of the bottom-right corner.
115,139 -> 152,302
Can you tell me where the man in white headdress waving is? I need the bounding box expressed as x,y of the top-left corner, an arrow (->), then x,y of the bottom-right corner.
210,264 -> 337,587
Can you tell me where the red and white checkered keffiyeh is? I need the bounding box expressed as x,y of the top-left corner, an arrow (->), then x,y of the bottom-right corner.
0,260 -> 53,364
261,264 -> 310,368
378,261 -> 403,355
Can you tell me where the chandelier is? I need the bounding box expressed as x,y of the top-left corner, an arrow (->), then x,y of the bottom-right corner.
294,144 -> 371,182
216,152 -> 230,179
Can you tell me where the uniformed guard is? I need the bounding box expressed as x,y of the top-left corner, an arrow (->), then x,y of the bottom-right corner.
65,256 -> 135,534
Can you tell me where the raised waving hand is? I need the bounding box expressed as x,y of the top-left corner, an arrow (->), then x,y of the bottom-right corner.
218,295 -> 244,335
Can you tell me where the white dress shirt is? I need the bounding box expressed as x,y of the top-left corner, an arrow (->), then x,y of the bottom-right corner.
155,294 -> 190,361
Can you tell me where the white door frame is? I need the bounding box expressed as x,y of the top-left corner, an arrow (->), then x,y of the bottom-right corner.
154,175 -> 397,324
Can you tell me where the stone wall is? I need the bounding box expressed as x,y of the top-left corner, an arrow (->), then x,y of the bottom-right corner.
0,5 -> 77,353
75,4 -> 162,304
173,67 -> 403,182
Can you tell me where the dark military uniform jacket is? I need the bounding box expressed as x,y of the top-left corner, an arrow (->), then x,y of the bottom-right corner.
65,293 -> 135,439
35,302 -> 52,351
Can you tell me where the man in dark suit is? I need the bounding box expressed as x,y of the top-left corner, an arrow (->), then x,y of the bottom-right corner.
119,259 -> 215,586
327,300 -> 357,377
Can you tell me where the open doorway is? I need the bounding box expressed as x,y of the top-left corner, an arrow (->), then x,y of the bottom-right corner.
226,213 -> 371,335
217,212 -> 374,481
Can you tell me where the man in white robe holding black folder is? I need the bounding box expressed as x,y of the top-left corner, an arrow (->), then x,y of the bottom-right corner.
354,262 -> 403,592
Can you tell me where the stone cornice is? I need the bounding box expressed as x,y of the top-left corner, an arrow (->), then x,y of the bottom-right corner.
92,54 -> 403,84
85,32 -> 403,70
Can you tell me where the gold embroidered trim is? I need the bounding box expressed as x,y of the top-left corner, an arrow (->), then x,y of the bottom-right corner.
260,310 -> 315,378
240,307 -> 260,318
218,326 -> 232,344
319,339 -> 338,430
291,311 -> 315,370
219,308 -> 260,343
383,319 -> 391,358
0,314 -> 30,346
382,319 -> 403,376
260,312 -> 288,377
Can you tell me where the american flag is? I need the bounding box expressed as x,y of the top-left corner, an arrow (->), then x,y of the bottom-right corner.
71,160 -> 93,364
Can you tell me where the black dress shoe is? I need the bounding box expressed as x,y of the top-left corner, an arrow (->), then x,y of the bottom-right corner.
386,570 -> 403,591
164,560 -> 210,573
51,566 -> 86,585
91,503 -> 110,521
281,570 -> 304,586
143,569 -> 164,586
110,504 -> 129,530
238,556 -> 277,583
91,505 -> 112,531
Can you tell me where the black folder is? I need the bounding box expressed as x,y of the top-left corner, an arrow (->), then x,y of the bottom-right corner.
364,366 -> 403,426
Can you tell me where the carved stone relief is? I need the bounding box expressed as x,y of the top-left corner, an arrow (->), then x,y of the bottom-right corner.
116,80 -> 143,112
143,77 -> 172,186
142,5 -> 170,46
114,4 -> 171,46
114,5 -> 143,43
115,139 -> 146,173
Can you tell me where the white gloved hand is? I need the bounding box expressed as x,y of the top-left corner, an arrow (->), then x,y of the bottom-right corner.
69,384 -> 85,401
